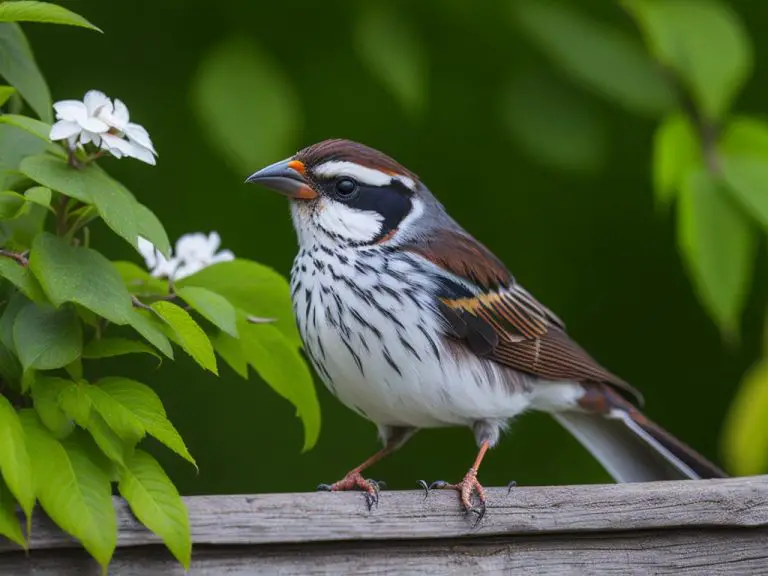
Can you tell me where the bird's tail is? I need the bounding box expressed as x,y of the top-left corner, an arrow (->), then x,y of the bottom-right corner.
553,387 -> 726,482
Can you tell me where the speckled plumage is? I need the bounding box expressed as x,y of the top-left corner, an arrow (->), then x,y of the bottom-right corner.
247,139 -> 726,508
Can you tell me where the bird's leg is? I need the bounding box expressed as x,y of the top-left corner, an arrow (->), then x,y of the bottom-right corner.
429,439 -> 490,522
318,427 -> 413,510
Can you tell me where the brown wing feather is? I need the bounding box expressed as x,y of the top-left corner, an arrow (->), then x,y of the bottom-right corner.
405,229 -> 643,406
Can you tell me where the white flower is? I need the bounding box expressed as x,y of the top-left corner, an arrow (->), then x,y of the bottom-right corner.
138,232 -> 234,281
137,236 -> 179,279
50,90 -> 111,147
49,89 -> 157,165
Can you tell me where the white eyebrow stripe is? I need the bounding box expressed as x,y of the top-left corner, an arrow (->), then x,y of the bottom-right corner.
313,160 -> 416,191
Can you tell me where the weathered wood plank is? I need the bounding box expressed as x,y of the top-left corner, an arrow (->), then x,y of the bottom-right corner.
5,529 -> 768,575
1,475 -> 765,554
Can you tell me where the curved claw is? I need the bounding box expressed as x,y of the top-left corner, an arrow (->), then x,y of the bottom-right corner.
506,480 -> 517,494
375,480 -> 387,490
467,503 -> 487,527
317,483 -> 333,491
418,480 -> 430,500
363,489 -> 378,511
429,480 -> 449,490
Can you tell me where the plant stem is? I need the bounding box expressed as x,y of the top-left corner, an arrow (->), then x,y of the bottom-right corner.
55,194 -> 69,236
0,250 -> 28,267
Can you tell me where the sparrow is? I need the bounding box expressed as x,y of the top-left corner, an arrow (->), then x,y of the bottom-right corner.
246,139 -> 726,517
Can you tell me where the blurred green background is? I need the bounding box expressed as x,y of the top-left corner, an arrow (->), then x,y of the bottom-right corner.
25,0 -> 766,495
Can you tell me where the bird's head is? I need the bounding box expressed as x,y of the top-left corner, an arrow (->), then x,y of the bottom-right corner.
246,139 -> 433,247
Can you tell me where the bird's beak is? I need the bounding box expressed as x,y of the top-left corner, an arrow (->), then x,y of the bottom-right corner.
245,159 -> 317,200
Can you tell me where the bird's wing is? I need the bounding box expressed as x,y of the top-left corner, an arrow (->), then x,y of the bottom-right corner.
406,228 -> 643,405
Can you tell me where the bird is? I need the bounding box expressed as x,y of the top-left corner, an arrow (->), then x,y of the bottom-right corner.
246,138 -> 726,518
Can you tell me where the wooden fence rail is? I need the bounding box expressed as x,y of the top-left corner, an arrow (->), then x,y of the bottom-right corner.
2,475 -> 767,574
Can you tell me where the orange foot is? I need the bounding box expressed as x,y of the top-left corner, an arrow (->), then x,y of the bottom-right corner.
317,471 -> 385,511
426,468 -> 487,524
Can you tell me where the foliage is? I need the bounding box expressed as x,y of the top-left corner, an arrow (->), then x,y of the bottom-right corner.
0,4 -> 318,570
512,0 -> 766,475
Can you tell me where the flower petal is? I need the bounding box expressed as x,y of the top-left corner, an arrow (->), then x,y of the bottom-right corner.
211,249 -> 235,264
112,99 -> 130,127
125,143 -> 157,166
49,120 -> 82,141
152,255 -> 180,279
52,100 -> 87,122
175,233 -> 211,262
100,133 -> 135,158
173,260 -> 205,281
77,116 -> 109,133
124,123 -> 156,154
84,90 -> 112,117
207,231 -> 221,253
137,236 -> 158,268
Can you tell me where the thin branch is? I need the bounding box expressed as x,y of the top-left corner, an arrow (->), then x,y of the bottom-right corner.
131,295 -> 153,311
0,250 -> 28,267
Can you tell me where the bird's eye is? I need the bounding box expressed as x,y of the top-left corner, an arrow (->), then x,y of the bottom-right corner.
334,178 -> 358,199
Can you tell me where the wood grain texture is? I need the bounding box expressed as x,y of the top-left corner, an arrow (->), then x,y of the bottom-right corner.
0,476 -> 765,573
4,529 -> 768,575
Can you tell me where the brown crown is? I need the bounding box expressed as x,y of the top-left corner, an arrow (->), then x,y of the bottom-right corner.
296,139 -> 418,181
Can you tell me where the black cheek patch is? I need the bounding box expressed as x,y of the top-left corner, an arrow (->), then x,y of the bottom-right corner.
347,184 -> 412,242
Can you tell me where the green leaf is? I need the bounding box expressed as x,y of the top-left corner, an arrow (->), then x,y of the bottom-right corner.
190,35 -> 300,175
0,1 -> 102,32
0,24 -> 51,121
97,377 -> 195,468
354,3 -> 427,116
512,0 -> 674,117
31,376 -> 75,438
151,301 -> 217,374
58,380 -> 91,428
24,185 -> 51,209
0,395 -> 34,519
0,113 -> 52,143
0,190 -> 27,219
20,155 -> 140,249
212,330 -> 248,379
65,357 -> 82,380
652,113 -> 701,209
177,286 -> 238,338
722,358 -> 768,475
86,384 -> 145,444
13,301 -> 82,371
0,257 -> 46,302
30,233 -> 134,324
0,476 -> 25,548
0,124 -> 46,189
678,169 -> 754,335
626,0 -> 751,120
118,450 -> 190,569
112,261 -> 168,295
500,70 -> 607,175
0,338 -> 21,382
178,259 -> 300,348
125,309 -> 174,359
720,117 -> 768,159
20,413 -> 116,569
0,201 -> 47,250
239,321 -> 320,451
86,410 -> 131,467
83,337 -> 160,362
0,291 -> 27,353
0,86 -> 15,106
721,157 -> 768,230
133,203 -> 171,259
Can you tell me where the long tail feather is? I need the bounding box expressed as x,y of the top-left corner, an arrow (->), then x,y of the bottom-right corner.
553,408 -> 726,482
